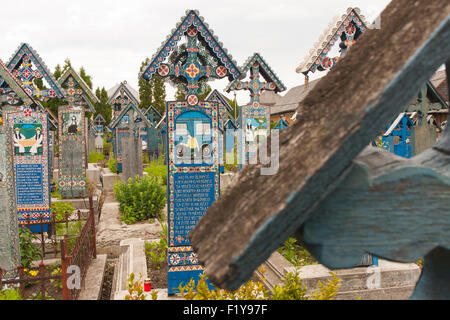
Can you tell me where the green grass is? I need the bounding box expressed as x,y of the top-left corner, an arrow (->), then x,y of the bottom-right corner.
88,152 -> 105,163
143,157 -> 167,185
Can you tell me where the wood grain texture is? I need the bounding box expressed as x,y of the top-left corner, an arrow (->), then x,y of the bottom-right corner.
189,0 -> 450,290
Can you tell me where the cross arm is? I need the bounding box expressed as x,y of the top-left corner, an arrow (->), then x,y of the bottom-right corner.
295,144 -> 450,299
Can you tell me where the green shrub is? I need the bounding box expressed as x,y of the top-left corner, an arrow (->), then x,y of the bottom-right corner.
51,182 -> 62,199
114,176 -> 166,224
108,157 -> 117,173
0,288 -> 22,300
51,202 -> 82,252
144,157 -> 167,185
278,237 -> 318,267
143,152 -> 150,164
19,228 -> 43,269
144,222 -> 168,269
178,269 -> 340,300
88,151 -> 105,163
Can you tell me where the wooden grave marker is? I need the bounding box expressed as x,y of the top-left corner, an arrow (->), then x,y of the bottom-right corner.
140,9 -> 241,294
226,53 -> 286,167
58,106 -> 87,199
4,109 -> 52,232
0,123 -> 20,281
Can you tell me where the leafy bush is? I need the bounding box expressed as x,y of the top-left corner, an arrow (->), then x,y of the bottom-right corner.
144,222 -> 168,269
0,288 -> 22,300
51,182 -> 62,199
51,202 -> 82,251
143,152 -> 150,164
88,151 -> 105,163
272,271 -> 340,300
278,237 -> 318,267
125,272 -> 147,300
114,176 -> 166,224
108,157 -> 117,173
178,268 -> 340,300
19,228 -> 43,269
143,157 -> 167,185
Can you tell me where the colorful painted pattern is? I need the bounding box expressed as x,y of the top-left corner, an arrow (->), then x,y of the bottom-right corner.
58,106 -> 87,198
4,109 -> 51,228
0,126 -> 20,279
58,67 -> 99,113
297,8 -> 369,75
226,53 -> 286,167
141,10 -> 240,84
4,43 -> 64,101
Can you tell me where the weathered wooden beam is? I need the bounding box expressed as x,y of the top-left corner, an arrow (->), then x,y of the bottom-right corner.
189,0 -> 450,291
296,145 -> 450,269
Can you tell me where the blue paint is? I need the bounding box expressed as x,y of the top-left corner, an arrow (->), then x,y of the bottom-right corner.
274,118 -> 289,130
382,113 -> 414,158
168,269 -> 214,295
15,164 -> 44,205
172,172 -> 216,247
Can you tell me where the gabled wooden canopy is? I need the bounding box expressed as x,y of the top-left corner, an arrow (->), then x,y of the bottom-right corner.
0,59 -> 57,129
226,53 -> 287,93
189,0 -> 450,291
206,89 -> 233,113
3,43 -> 65,98
108,102 -> 152,130
0,59 -> 35,107
144,105 -> 162,124
58,66 -> 99,113
140,9 -> 241,83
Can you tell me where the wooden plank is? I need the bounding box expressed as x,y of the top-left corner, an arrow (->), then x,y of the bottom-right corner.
189,0 -> 450,290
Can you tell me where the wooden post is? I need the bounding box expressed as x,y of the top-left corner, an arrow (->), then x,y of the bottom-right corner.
61,236 -> 69,300
39,262 -> 45,300
17,265 -> 24,297
89,196 -> 97,259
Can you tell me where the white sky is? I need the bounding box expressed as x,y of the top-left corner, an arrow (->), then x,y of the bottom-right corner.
0,0 -> 391,105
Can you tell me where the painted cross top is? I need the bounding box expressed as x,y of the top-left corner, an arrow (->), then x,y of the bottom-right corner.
140,10 -> 241,106
226,53 -> 286,107
4,43 -> 64,102
296,7 -> 369,76
58,67 -> 99,113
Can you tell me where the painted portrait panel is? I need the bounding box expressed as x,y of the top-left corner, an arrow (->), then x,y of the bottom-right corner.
12,123 -> 44,156
62,112 -> 82,135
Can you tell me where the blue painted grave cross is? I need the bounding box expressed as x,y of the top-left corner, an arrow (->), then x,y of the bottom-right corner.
108,102 -> 152,174
0,60 -> 52,233
141,9 -> 241,294
382,112 -> 414,158
0,124 -> 20,280
3,43 -> 65,102
226,53 -> 286,168
58,66 -> 99,113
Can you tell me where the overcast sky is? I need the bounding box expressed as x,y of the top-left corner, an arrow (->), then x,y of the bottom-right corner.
1,0 -> 391,104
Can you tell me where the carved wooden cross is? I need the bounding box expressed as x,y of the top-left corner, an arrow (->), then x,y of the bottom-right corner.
155,25 -> 229,105
13,55 -> 57,101
189,0 -> 450,299
233,61 -> 277,107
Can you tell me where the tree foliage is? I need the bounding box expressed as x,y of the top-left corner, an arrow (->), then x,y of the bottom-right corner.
139,58 -> 166,115
94,87 -> 112,124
